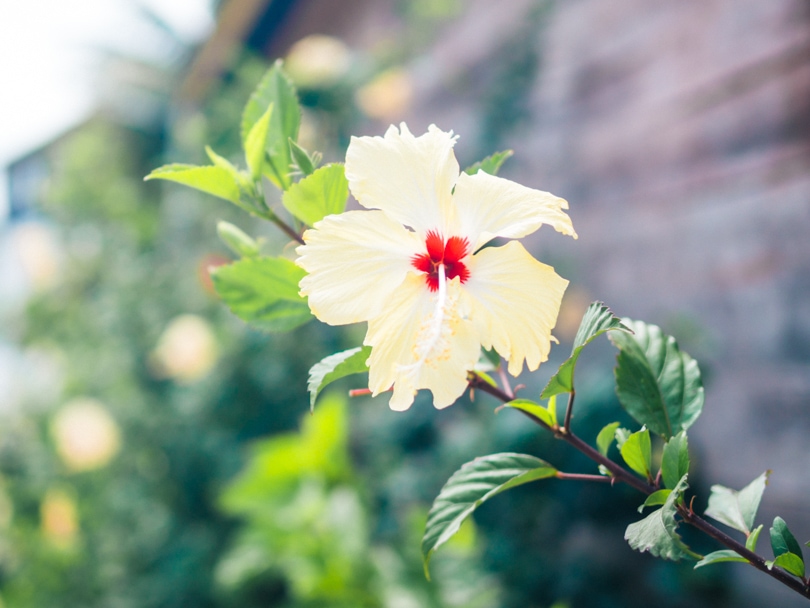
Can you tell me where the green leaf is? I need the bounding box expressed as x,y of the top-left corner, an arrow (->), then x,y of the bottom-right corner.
282,163 -> 349,226
705,471 -> 769,534
771,517 -> 804,561
217,221 -> 260,258
244,103 -> 273,180
145,164 -> 241,204
289,138 -> 317,176
541,302 -> 631,399
596,421 -> 620,456
625,475 -> 697,561
694,550 -> 749,569
619,427 -> 651,479
638,489 -> 672,513
661,431 -> 689,490
501,398 -> 556,428
307,346 -> 371,410
463,150 -> 514,176
747,525 -> 763,552
610,319 -> 704,439
211,257 -> 311,332
241,61 -> 300,190
771,552 -> 806,578
422,453 -> 557,576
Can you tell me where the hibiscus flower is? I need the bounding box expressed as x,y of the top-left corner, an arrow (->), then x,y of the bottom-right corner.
297,124 -> 576,411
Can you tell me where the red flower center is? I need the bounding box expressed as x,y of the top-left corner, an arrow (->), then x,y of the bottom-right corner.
411,231 -> 470,291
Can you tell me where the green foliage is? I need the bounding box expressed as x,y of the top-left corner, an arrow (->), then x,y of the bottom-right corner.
282,163 -> 349,227
625,476 -> 698,561
610,319 -> 704,439
638,490 -> 672,513
241,60 -> 300,190
747,525 -> 764,551
770,552 -> 806,578
769,517 -> 804,574
541,302 -> 630,399
704,471 -> 769,535
289,138 -> 319,176
211,256 -> 312,332
661,431 -> 689,490
619,427 -> 651,479
422,453 -> 557,576
694,550 -> 749,569
244,103 -> 273,180
463,150 -> 513,176
145,163 -> 244,204
501,397 -> 557,428
307,346 -> 371,410
596,421 -> 620,456
217,221 -> 261,258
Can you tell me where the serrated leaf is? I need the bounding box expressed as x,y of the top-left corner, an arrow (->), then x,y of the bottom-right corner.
307,346 -> 371,410
282,163 -> 349,226
661,431 -> 689,490
244,103 -> 273,180
771,517 -> 804,561
620,427 -> 651,479
771,552 -> 806,578
638,489 -> 672,513
541,302 -> 631,399
501,399 -> 555,428
422,453 -> 556,576
464,150 -> 513,176
217,221 -> 260,258
289,138 -> 317,176
596,421 -> 620,456
241,62 -> 300,190
625,475 -> 697,561
145,164 -> 241,204
211,257 -> 311,332
694,550 -> 749,569
747,525 -> 763,552
705,471 -> 769,534
610,319 -> 704,439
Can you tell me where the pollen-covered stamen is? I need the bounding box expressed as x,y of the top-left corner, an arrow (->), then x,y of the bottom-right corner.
411,231 -> 470,291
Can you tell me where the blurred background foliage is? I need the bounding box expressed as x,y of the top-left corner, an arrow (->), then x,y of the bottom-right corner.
0,1 -> 759,606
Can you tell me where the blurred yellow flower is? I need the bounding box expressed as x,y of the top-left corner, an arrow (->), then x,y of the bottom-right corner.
51,397 -> 121,472
355,68 -> 413,121
297,124 -> 576,411
150,314 -> 218,383
285,35 -> 352,88
40,487 -> 78,547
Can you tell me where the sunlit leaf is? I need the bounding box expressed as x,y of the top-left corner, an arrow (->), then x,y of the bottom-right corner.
422,453 -> 557,577
145,164 -> 241,204
241,61 -> 300,190
610,319 -> 704,439
619,427 -> 651,479
282,163 -> 349,226
217,221 -> 260,258
661,431 -> 689,490
747,525 -> 764,552
541,302 -> 631,399
638,489 -> 672,513
625,475 -> 697,561
501,398 -> 555,428
596,421 -> 620,456
211,257 -> 311,332
694,550 -> 748,569
770,552 -> 805,578
244,103 -> 273,180
463,150 -> 513,176
705,471 -> 769,534
307,346 -> 371,410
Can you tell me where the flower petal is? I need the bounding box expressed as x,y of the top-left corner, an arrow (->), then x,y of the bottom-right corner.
464,241 -> 568,376
297,210 -> 421,325
345,123 -> 459,235
365,275 -> 479,411
453,170 -> 577,250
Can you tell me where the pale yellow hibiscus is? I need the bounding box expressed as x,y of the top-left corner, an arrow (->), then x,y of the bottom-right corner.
297,124 -> 576,411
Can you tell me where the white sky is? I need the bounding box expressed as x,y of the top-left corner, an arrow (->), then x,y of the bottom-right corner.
0,0 -> 215,216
